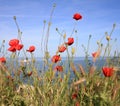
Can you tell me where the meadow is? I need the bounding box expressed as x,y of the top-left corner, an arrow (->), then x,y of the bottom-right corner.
0,4 -> 120,106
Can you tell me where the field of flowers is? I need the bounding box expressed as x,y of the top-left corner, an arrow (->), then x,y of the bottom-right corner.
0,4 -> 120,106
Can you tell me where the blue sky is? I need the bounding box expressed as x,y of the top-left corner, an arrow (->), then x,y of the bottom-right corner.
0,0 -> 120,57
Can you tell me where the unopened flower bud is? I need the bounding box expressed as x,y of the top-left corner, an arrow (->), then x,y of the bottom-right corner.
13,16 -> 16,20
106,36 -> 110,41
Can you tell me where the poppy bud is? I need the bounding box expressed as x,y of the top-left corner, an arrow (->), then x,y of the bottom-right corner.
106,36 -> 110,41
27,71 -> 32,76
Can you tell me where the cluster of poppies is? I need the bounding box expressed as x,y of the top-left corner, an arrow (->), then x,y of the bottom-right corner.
92,49 -> 114,77
71,92 -> 80,106
7,39 -> 35,53
0,39 -> 36,77
51,54 -> 63,72
0,39 -> 35,62
0,13 -> 115,78
51,37 -> 74,62
50,13 -> 115,77
51,13 -> 82,72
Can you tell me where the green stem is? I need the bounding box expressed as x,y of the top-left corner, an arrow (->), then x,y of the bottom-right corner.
13,16 -> 28,59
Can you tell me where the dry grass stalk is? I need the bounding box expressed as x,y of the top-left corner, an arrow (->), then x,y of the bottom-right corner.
88,66 -> 96,76
73,78 -> 86,86
78,64 -> 86,76
70,62 -> 77,74
0,63 -> 10,76
112,84 -> 120,100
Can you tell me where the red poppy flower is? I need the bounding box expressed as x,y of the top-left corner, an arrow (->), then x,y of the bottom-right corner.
75,102 -> 80,106
51,55 -> 61,63
0,57 -> 6,63
27,71 -> 32,76
92,50 -> 100,62
58,45 -> 66,53
54,65 -> 63,72
27,46 -> 35,52
72,93 -> 77,99
15,44 -> 23,51
92,52 -> 97,58
9,39 -> 19,46
8,39 -> 23,52
73,13 -> 82,20
66,37 -> 74,46
102,66 -> 114,77
92,51 -> 100,58
8,46 -> 16,52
